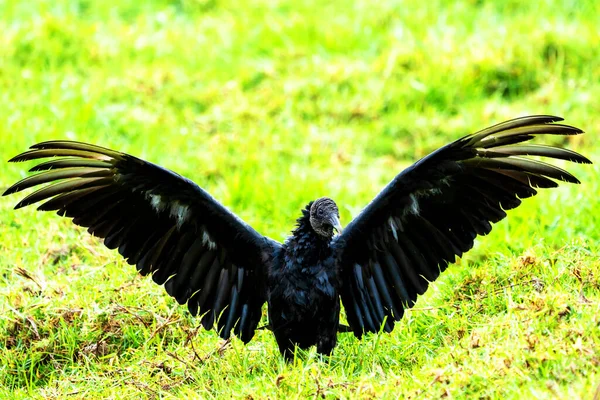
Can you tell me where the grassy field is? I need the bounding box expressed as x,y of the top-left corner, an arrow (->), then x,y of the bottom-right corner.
1,0 -> 599,398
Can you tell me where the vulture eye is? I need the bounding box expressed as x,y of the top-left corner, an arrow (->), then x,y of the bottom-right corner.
317,209 -> 324,217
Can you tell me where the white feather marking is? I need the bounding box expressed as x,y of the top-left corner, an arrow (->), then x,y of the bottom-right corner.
409,193 -> 420,215
148,194 -> 165,212
170,202 -> 191,228
388,217 -> 399,240
427,187 -> 443,196
202,230 -> 217,250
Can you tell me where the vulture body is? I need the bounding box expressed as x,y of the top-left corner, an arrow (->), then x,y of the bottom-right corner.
3,115 -> 591,360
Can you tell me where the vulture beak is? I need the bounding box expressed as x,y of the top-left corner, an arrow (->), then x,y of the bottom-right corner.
330,215 -> 343,235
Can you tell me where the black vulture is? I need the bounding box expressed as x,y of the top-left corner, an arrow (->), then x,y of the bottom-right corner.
3,115 -> 591,360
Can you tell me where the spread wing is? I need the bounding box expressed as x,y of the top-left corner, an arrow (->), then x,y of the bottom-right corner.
3,141 -> 282,343
332,115 -> 591,337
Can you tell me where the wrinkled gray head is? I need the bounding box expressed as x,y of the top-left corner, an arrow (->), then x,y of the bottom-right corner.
310,197 -> 342,238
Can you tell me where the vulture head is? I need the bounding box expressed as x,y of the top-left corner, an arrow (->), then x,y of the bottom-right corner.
309,197 -> 342,238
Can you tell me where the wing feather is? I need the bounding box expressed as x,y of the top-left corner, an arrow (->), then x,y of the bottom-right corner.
222,285 -> 241,336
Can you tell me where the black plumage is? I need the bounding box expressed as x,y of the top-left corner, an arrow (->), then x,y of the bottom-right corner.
3,115 -> 591,360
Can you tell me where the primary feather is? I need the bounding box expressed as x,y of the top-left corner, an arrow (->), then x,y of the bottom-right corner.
3,115 -> 591,359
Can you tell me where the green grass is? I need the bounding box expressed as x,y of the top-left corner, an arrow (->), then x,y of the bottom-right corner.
1,0 -> 599,398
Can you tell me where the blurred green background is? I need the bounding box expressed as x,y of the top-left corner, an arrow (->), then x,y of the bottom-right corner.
0,0 -> 598,398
